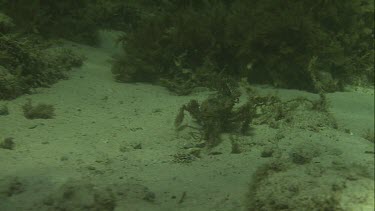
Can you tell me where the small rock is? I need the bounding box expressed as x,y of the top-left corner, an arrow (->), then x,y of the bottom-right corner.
28,124 -> 38,129
143,190 -> 156,202
60,156 -> 69,161
87,166 -> 96,171
133,143 -> 142,149
0,137 -> 15,150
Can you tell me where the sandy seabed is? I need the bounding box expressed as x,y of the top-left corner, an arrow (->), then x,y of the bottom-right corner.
0,32 -> 374,211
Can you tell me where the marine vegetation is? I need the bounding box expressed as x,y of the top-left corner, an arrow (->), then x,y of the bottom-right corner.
0,0 -> 145,45
0,0 -> 98,44
2,1 -> 371,92
22,99 -> 55,119
175,78 -> 256,148
175,77 -> 338,149
0,34 -> 84,99
0,13 -> 85,100
113,0 -> 374,93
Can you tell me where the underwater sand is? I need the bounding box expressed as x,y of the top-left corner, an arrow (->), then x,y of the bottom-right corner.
0,31 -> 374,211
